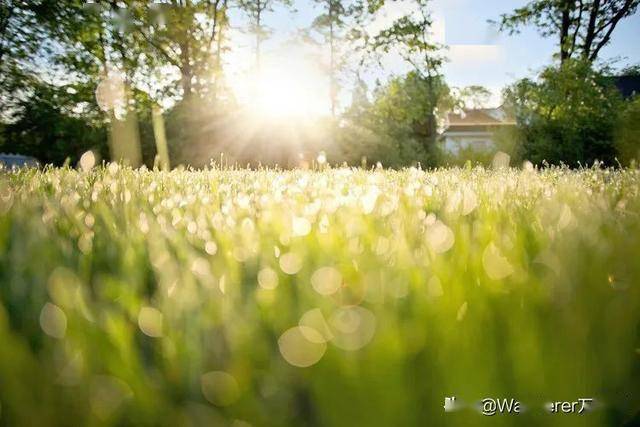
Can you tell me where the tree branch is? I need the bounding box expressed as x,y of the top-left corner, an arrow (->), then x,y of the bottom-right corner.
569,0 -> 584,58
590,0 -> 635,60
135,27 -> 181,69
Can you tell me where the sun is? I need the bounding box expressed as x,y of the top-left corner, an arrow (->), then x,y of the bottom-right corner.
232,57 -> 330,119
254,68 -> 322,118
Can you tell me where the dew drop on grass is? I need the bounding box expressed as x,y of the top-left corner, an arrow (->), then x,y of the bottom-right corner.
278,326 -> 326,367
311,267 -> 342,295
462,187 -> 478,215
138,306 -> 163,338
332,308 -> 361,334
522,160 -> 534,172
425,213 -> 436,225
205,241 -> 218,255
482,242 -> 514,280
84,213 -> 95,228
329,306 -> 376,351
191,258 -> 212,278
257,267 -> 278,290
361,188 -> 379,214
40,303 -> 67,339
299,309 -> 333,343
279,252 -> 303,275
107,162 -> 119,175
47,267 -> 81,308
79,151 -> 96,172
425,220 -> 455,253
292,216 -> 311,236
445,190 -> 462,214
201,371 -> 240,406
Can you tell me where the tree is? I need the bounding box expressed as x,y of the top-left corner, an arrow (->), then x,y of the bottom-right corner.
336,71 -> 456,167
309,0 -> 353,117
41,1 -> 145,166
123,1 -> 230,101
615,94 -> 640,165
238,0 -> 291,74
367,0 -> 447,148
459,85 -> 492,109
0,82 -> 107,165
493,0 -> 640,63
32,1 -> 232,167
0,1 -> 55,116
503,59 -> 623,165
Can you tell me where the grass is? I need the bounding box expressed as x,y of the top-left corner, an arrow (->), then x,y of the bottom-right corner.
0,164 -> 639,426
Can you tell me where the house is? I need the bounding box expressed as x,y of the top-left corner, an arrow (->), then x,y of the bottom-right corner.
0,153 -> 40,168
440,107 -> 516,154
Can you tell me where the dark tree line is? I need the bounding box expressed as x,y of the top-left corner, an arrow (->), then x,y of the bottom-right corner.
0,0 -> 638,167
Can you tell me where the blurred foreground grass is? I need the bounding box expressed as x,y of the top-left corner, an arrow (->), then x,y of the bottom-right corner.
0,164 -> 639,426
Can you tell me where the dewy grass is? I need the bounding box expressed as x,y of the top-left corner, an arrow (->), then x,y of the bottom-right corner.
0,164 -> 639,426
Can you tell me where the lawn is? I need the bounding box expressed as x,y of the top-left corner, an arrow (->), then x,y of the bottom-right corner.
0,164 -> 639,426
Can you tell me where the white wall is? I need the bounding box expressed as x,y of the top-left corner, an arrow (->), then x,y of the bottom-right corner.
442,133 -> 496,154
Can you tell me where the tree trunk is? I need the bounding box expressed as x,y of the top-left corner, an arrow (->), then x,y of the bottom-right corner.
583,0 -> 600,59
152,105 -> 170,171
560,0 -> 572,63
179,0 -> 194,97
329,0 -> 336,117
213,0 -> 227,99
256,0 -> 262,74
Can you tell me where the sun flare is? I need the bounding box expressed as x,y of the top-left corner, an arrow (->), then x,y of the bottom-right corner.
233,58 -> 329,119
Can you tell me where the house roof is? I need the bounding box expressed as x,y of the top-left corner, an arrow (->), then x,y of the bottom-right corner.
446,108 -> 516,127
442,108 -> 516,136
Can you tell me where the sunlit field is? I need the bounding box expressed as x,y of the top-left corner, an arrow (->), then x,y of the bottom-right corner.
1,164 -> 639,426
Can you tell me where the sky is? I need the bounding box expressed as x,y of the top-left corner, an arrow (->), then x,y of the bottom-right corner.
223,0 -> 640,110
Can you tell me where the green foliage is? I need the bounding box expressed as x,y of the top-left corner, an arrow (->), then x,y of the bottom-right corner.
364,0 -> 447,156
369,0 -> 444,77
435,145 -> 496,168
128,1 -> 230,99
615,95 -> 640,165
0,166 -> 639,426
492,0 -> 640,62
0,1 -> 56,115
1,0 -> 637,169
336,72 -> 456,167
459,85 -> 492,110
0,83 -> 107,166
504,59 -> 623,166
308,0 -> 354,115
